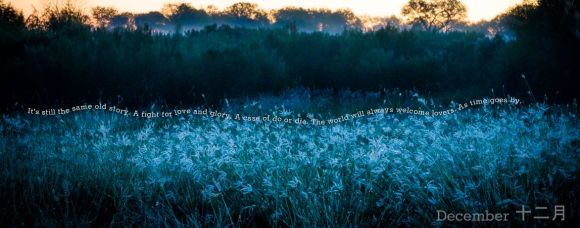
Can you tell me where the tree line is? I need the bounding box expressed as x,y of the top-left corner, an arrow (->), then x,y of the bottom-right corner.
36,2 -> 365,34
10,0 -> 487,34
0,0 -> 578,109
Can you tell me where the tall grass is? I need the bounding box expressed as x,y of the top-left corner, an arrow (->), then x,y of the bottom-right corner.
1,97 -> 578,226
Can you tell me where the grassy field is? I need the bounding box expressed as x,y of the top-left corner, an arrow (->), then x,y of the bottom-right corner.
1,99 -> 579,226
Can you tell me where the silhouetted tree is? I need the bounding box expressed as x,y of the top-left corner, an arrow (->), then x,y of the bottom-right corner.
401,0 -> 467,32
164,3 -> 209,33
24,8 -> 43,30
0,1 -> 24,31
43,3 -> 90,35
223,2 -> 270,26
92,6 -> 117,29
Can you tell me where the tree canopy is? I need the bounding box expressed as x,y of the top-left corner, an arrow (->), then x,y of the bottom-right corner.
401,0 -> 467,32
91,7 -> 117,28
0,1 -> 24,31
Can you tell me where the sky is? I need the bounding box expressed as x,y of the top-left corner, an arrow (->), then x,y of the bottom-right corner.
8,0 -> 524,22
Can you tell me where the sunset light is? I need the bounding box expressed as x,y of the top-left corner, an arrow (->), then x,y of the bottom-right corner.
9,0 -> 524,21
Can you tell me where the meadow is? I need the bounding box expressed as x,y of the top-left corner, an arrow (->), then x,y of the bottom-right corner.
1,1 -> 579,226
1,94 -> 578,226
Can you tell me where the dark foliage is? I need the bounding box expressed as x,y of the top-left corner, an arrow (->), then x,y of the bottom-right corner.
0,1 -> 578,110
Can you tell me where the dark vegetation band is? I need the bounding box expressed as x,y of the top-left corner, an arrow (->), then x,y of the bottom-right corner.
0,0 -> 578,110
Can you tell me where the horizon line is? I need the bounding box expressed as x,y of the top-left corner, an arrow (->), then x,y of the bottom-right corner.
6,0 -> 525,22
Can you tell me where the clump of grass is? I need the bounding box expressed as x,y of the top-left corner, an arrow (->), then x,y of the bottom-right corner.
0,100 -> 578,226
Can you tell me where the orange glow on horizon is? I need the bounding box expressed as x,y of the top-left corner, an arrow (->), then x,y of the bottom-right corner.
7,0 -> 524,22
